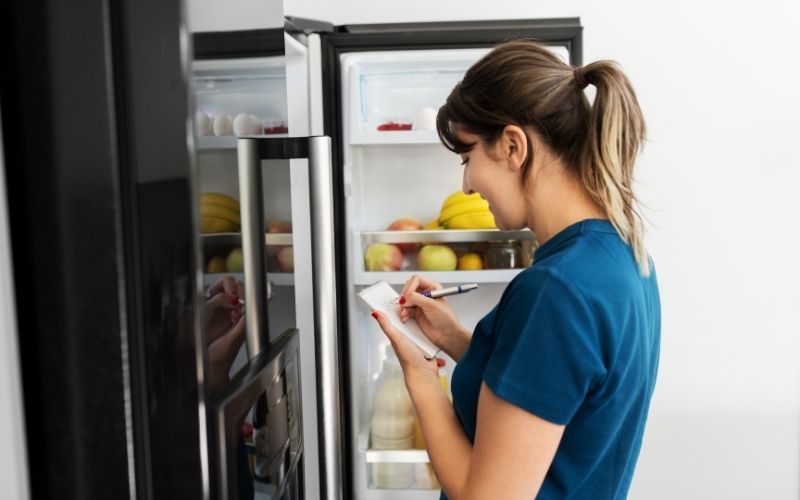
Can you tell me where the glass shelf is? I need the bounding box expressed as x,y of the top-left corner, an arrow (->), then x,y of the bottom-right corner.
360,228 -> 535,245
196,134 -> 290,151
202,232 -> 293,247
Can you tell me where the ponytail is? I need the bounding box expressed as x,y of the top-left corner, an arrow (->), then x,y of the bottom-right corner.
577,62 -> 649,275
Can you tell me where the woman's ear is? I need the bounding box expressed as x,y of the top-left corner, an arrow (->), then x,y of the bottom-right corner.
498,125 -> 528,172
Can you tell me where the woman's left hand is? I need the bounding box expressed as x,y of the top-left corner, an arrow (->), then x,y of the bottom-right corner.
371,310 -> 438,385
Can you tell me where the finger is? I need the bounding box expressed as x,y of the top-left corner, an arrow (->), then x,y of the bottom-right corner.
400,275 -> 421,299
371,310 -> 417,359
206,292 -> 235,312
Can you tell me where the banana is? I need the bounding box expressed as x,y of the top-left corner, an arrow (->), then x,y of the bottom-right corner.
200,192 -> 240,212
437,198 -> 490,225
201,204 -> 241,226
443,211 -> 496,229
201,216 -> 239,234
423,219 -> 443,230
440,190 -> 480,211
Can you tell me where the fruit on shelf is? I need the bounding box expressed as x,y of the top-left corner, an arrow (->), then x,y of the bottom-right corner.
277,246 -> 294,273
445,211 -> 496,230
386,218 -> 423,254
436,191 -> 495,229
226,248 -> 244,273
417,245 -> 457,271
207,256 -> 227,274
364,243 -> 403,272
200,192 -> 241,234
266,220 -> 292,233
458,252 -> 484,271
201,217 -> 238,234
423,219 -> 442,230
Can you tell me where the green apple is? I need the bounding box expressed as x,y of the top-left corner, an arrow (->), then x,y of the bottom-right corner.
417,245 -> 457,271
226,247 -> 244,272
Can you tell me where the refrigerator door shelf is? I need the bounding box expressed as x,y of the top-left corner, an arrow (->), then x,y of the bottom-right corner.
359,426 -> 430,464
197,135 -> 289,150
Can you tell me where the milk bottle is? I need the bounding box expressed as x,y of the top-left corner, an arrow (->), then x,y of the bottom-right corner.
370,352 -> 415,488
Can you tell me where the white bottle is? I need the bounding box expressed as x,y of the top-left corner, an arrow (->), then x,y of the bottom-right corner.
370,352 -> 415,488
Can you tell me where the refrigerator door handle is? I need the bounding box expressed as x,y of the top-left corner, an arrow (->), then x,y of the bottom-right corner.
307,136 -> 344,500
237,136 -> 343,499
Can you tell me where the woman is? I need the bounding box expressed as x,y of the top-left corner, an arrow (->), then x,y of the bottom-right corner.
371,40 -> 661,499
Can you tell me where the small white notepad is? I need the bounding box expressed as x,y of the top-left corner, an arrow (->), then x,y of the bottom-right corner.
357,281 -> 440,359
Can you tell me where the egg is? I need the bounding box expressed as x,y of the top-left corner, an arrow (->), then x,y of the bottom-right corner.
233,113 -> 259,136
212,115 -> 233,136
194,112 -> 212,136
412,107 -> 437,131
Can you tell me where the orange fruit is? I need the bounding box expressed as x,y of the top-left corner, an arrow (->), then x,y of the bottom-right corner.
457,252 -> 483,271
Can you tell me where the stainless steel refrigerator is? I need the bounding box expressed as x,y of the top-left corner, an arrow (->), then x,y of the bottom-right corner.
0,1 -> 581,498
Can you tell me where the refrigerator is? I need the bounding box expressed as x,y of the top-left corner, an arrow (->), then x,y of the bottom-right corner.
190,15 -> 582,500
0,0 -> 580,498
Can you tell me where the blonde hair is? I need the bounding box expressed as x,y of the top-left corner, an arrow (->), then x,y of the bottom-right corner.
437,40 -> 650,275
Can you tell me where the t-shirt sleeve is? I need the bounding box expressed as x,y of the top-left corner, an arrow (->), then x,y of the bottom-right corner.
483,269 -> 606,425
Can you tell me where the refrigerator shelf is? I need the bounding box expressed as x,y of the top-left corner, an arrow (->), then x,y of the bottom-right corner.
197,135 -> 289,150
360,228 -> 535,245
202,232 -> 294,246
203,272 -> 295,287
350,130 -> 440,146
354,269 -> 523,286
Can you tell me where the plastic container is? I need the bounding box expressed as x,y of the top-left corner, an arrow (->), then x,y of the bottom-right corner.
485,240 -> 521,269
370,353 -> 415,488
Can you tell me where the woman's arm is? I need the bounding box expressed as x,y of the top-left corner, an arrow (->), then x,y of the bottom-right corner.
410,376 -> 564,499
373,310 -> 565,499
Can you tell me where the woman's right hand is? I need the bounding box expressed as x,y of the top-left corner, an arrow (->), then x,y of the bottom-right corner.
398,275 -> 471,361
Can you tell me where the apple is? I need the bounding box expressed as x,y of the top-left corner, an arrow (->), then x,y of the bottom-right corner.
266,220 -> 292,233
364,243 -> 403,271
417,245 -> 457,271
386,218 -> 423,254
277,246 -> 294,273
226,247 -> 244,272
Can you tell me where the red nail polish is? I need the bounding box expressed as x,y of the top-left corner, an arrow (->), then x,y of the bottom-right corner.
398,296 -> 406,305
371,311 -> 379,319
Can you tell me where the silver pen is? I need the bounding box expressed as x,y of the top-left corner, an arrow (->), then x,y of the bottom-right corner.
391,283 -> 478,304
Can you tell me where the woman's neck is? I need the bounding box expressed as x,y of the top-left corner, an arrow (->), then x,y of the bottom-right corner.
526,166 -> 606,245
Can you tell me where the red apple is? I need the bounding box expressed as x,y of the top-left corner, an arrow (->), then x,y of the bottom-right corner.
386,218 -> 423,254
364,243 -> 402,271
277,246 -> 294,273
267,220 -> 292,233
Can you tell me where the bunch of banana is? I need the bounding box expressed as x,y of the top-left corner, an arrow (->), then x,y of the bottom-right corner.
200,192 -> 241,234
437,191 -> 496,230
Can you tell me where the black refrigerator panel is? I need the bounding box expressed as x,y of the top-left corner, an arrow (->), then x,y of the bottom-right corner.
1,0 -> 204,498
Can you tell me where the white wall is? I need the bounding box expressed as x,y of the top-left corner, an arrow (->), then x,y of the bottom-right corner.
190,0 -> 800,497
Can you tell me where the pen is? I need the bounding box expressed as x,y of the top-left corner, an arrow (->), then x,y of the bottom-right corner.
392,283 -> 478,304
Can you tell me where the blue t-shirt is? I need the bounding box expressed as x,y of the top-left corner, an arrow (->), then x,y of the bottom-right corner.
446,219 -> 661,499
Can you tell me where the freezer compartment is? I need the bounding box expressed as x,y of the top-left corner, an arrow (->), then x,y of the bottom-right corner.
341,49 -> 489,145
193,57 -> 289,142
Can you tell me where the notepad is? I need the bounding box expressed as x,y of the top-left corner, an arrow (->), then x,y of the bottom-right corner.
357,281 -> 440,359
